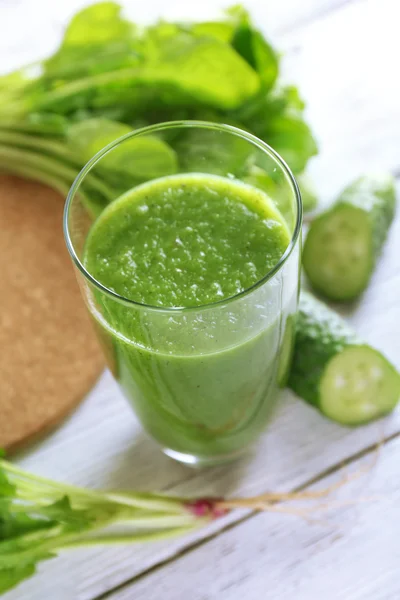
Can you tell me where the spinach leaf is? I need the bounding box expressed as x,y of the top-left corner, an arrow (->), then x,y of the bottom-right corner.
45,2 -> 141,80
173,125 -> 252,176
229,6 -> 278,90
140,28 -> 260,110
61,2 -> 134,46
243,165 -> 296,227
235,86 -> 318,173
262,115 -> 318,174
68,118 -> 178,179
0,2 -> 318,206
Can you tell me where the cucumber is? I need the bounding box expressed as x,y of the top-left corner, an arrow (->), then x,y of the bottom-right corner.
303,173 -> 396,300
288,291 -> 400,425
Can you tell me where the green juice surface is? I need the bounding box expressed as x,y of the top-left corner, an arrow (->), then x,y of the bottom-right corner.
84,174 -> 295,461
85,173 -> 290,308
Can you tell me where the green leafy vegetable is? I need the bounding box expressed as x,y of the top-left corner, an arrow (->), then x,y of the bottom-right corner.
234,86 -> 318,174
173,125 -> 252,175
243,164 -> 296,226
229,5 -> 278,89
0,428 -> 381,594
191,21 -> 234,43
60,2 -> 134,46
0,2 -> 317,209
0,457 -> 216,594
67,118 -> 178,179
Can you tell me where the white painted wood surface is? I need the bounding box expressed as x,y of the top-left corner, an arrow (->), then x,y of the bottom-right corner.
1,0 -> 400,598
110,436 -> 400,600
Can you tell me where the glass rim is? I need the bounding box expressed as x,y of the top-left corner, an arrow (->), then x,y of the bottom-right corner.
63,120 -> 302,314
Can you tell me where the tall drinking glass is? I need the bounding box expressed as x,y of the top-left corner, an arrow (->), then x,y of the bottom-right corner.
64,121 -> 302,466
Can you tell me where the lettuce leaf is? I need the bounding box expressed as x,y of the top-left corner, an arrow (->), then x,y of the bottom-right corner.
228,6 -> 278,89
234,86 -> 318,173
67,118 -> 178,179
0,2 -> 318,191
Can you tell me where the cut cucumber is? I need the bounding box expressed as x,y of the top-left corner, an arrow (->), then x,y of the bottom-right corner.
320,345 -> 400,425
303,173 -> 396,301
288,291 -> 400,425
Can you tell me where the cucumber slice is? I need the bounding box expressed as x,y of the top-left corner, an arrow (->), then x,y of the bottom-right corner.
288,292 -> 400,425
303,174 -> 396,301
303,205 -> 372,300
320,345 -> 400,425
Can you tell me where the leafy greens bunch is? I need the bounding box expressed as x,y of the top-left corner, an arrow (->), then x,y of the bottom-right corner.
0,2 -> 318,213
0,452 -> 224,594
0,447 -> 369,595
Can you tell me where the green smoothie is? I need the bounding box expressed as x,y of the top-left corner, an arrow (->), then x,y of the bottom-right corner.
84,173 -> 294,461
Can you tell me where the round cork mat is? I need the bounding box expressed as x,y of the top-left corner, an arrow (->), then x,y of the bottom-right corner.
0,175 -> 104,453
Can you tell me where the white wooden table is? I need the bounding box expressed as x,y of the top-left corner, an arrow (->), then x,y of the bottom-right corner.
2,0 -> 400,598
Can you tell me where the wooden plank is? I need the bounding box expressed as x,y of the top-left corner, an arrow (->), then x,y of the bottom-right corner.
2,0 -> 400,598
109,435 -> 400,600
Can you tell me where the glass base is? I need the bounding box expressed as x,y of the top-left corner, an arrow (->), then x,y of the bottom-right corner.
162,446 -> 249,468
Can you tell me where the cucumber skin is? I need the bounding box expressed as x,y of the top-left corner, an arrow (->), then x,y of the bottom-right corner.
303,173 -> 396,300
337,174 -> 396,261
288,291 -> 358,407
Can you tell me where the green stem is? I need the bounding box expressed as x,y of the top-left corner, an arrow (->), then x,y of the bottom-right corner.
35,68 -> 142,110
0,160 -> 70,196
60,524 -> 201,549
104,513 -> 199,529
0,116 -> 67,136
1,461 -> 112,501
0,518 -> 203,565
3,501 -> 52,513
0,143 -> 115,201
0,524 -> 66,558
104,492 -> 188,515
1,461 -> 187,515
0,144 -> 78,181
0,130 -> 78,164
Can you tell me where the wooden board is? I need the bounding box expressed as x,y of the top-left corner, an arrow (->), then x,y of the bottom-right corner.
0,175 -> 103,451
1,0 -> 400,598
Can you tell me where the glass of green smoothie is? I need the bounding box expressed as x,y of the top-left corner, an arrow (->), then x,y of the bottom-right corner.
64,121 -> 302,466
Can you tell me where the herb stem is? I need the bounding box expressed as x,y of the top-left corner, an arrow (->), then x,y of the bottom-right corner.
1,461 -> 189,516
0,161 -> 70,196
60,524 -> 201,549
